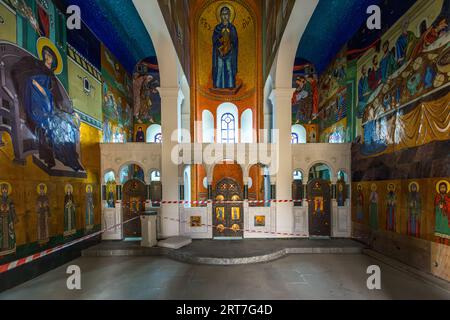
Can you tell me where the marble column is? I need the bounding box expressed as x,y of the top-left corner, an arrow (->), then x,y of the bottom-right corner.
269,88 -> 295,236
158,87 -> 180,237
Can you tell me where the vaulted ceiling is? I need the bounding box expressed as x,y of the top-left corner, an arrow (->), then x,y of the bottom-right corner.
61,0 -> 156,73
296,0 -> 418,74
60,0 -> 419,77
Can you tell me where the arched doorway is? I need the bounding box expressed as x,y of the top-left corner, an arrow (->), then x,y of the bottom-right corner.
122,179 -> 147,238
213,178 -> 244,238
149,169 -> 162,208
308,163 -> 332,237
248,164 -> 270,207
292,169 -> 304,207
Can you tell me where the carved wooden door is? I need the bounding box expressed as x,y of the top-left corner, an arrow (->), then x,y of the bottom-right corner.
213,178 -> 243,238
307,179 -> 331,237
123,179 -> 146,238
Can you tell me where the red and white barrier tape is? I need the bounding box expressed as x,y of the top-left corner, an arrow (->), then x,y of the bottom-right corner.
0,198 -> 322,274
0,216 -> 140,274
117,199 -> 307,206
161,216 -> 308,237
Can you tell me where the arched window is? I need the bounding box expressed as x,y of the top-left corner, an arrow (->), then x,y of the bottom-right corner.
154,133 -> 162,143
241,109 -> 253,143
293,170 -> 303,180
292,170 -> 304,206
146,124 -> 162,143
104,171 -> 115,184
291,124 -> 306,144
308,163 -> 331,181
202,110 -> 214,143
150,170 -> 161,182
217,103 -> 239,143
221,113 -> 236,144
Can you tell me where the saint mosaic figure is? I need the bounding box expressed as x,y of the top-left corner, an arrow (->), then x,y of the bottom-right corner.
106,181 -> 116,208
385,183 -> 397,232
36,183 -> 50,244
357,65 -> 370,118
11,37 -> 83,172
356,184 -> 364,221
212,5 -> 238,89
434,180 -> 450,243
0,182 -> 18,256
407,182 -> 421,237
395,19 -> 417,66
64,184 -> 77,237
85,185 -> 95,231
379,40 -> 397,83
336,175 -> 346,207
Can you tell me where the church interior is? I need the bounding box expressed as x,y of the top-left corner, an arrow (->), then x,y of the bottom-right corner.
0,0 -> 449,300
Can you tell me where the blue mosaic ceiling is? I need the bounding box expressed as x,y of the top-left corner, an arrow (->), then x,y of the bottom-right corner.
60,0 -> 419,76
296,0 -> 417,74
62,0 -> 156,73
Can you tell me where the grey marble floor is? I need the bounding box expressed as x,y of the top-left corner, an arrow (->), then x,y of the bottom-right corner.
1,254 -> 449,300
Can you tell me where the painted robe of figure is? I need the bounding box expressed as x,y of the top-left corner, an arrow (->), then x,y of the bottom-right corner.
356,187 -> 364,221
386,189 -> 397,232
212,7 -> 238,89
369,189 -> 379,230
11,47 -> 83,172
407,185 -> 421,237
0,186 -> 17,255
434,182 -> 450,242
85,189 -> 95,231
64,190 -> 76,236
36,187 -> 50,243
337,180 -> 346,207
395,24 -> 417,66
107,184 -> 115,209
380,42 -> 397,83
358,67 -> 370,118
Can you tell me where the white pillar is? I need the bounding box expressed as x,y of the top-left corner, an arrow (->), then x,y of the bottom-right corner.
159,87 -> 180,237
270,88 -> 295,236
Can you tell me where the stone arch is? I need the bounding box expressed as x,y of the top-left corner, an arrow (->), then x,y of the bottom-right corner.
102,168 -> 118,183
133,0 -> 179,88
271,0 -> 319,89
306,161 -> 335,183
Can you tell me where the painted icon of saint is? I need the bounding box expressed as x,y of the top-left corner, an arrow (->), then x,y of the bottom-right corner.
216,207 -> 225,221
385,184 -> 397,232
36,183 -> 50,244
0,182 -> 18,256
369,184 -> 379,231
407,182 -> 421,237
434,180 -> 450,244
85,185 -> 95,231
356,184 -> 364,221
212,5 -> 238,89
106,181 -> 116,208
337,179 -> 346,207
64,184 -> 76,237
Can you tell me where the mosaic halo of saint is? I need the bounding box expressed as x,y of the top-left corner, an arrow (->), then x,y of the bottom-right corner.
36,37 -> 63,75
36,182 -> 48,195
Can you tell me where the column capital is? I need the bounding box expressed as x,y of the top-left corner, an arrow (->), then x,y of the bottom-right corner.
269,87 -> 296,102
157,87 -> 180,99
